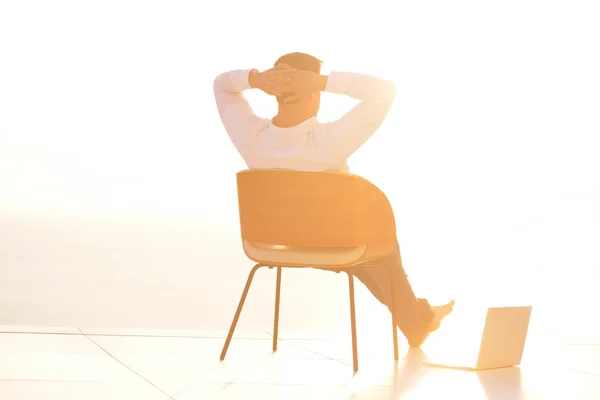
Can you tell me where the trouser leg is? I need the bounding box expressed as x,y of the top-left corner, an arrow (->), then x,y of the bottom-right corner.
346,246 -> 435,347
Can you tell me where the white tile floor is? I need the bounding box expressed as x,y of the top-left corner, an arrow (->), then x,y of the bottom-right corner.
0,326 -> 598,399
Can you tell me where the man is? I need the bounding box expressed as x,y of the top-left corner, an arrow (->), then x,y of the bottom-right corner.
214,52 -> 454,348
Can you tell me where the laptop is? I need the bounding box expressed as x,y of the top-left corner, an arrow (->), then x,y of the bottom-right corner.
424,306 -> 532,370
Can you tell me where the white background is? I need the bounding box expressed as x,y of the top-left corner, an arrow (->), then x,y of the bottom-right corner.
1,0 -> 599,343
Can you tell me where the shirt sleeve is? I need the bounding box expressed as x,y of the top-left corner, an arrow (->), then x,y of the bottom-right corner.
315,72 -> 397,162
213,69 -> 268,151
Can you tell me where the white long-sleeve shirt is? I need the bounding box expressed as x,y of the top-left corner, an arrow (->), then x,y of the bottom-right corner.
213,69 -> 396,172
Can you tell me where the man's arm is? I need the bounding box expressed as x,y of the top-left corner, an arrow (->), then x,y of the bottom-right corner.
316,72 -> 397,162
213,69 -> 268,150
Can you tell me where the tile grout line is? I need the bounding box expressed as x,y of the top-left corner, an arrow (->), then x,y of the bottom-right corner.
1,330 -> 597,346
171,380 -> 232,399
563,367 -> 600,377
0,330 -> 273,342
283,339 -> 353,367
175,332 -> 345,398
82,333 -> 270,340
168,332 -> 275,398
0,331 -> 83,336
171,356 -> 272,398
77,328 -> 176,400
265,331 -> 354,367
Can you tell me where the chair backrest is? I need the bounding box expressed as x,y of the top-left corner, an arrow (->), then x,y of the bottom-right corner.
236,169 -> 398,264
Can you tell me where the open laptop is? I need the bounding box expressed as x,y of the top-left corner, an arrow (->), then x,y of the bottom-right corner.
424,306 -> 532,371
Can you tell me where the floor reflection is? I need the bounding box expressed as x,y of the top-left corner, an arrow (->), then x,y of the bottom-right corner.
343,348 -> 429,399
478,367 -> 524,400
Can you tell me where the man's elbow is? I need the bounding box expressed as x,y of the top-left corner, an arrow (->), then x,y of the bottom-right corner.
382,80 -> 397,105
371,80 -> 397,128
213,73 -> 225,94
369,80 -> 396,115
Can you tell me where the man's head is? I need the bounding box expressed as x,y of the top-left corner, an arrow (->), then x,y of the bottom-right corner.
274,52 -> 322,113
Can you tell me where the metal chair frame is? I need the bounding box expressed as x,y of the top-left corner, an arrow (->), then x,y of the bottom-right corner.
220,263 -> 399,372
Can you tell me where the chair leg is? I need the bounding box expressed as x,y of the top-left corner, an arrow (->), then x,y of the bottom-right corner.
220,263 -> 264,361
346,272 -> 359,372
272,267 -> 282,352
389,264 -> 399,361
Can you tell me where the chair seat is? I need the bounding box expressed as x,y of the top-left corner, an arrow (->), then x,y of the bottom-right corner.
243,240 -> 367,268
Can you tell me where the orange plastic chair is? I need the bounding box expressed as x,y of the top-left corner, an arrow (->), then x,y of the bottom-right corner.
220,169 -> 400,371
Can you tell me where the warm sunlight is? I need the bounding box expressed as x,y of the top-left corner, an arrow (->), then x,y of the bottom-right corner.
1,0 -> 599,351
1,1 -> 600,399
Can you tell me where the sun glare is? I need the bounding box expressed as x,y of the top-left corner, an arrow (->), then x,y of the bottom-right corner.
0,0 -> 599,344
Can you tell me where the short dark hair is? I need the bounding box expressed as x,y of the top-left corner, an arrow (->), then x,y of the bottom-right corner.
274,52 -> 322,105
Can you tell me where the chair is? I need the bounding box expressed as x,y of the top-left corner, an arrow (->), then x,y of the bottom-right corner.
219,169 -> 400,372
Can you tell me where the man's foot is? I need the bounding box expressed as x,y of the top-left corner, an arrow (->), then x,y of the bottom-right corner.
429,300 -> 456,332
408,300 -> 456,348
